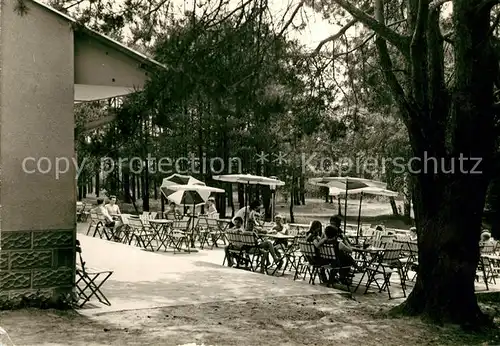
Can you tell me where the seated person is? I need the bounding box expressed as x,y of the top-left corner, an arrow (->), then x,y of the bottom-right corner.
305,220 -> 323,243
105,195 -> 121,217
315,224 -> 356,284
164,202 -> 182,220
225,216 -> 281,269
268,214 -> 289,250
481,231 -> 496,246
247,208 -> 264,233
269,214 -> 289,234
232,200 -> 260,229
94,198 -> 116,230
409,227 -> 418,241
225,217 -> 245,267
206,197 -> 218,217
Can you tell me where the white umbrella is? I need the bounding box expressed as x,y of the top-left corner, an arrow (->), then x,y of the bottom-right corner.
165,184 -> 225,217
166,184 -> 225,194
161,174 -> 208,202
310,176 -> 387,233
213,174 -> 285,224
348,186 -> 398,197
213,174 -> 285,186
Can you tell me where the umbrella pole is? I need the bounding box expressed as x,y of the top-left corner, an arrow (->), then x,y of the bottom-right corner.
356,192 -> 363,244
244,184 -> 248,226
344,180 -> 348,234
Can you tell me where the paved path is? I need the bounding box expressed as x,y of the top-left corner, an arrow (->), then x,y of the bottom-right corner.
77,234 -> 340,317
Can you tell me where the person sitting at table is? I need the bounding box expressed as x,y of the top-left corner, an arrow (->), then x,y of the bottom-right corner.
94,198 -> 116,231
247,207 -> 265,233
315,224 -> 356,284
409,227 -> 418,241
268,214 -> 289,250
225,216 -> 245,267
305,220 -> 323,243
164,202 -> 182,220
105,195 -> 121,216
225,217 -> 282,269
206,197 -> 218,217
481,231 -> 496,246
231,200 -> 261,229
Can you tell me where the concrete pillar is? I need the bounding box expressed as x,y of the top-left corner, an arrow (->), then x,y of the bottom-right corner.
0,0 -> 76,307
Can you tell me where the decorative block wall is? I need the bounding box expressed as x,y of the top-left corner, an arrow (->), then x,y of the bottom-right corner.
0,229 -> 75,307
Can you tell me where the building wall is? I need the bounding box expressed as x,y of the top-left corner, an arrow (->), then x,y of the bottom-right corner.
0,0 -> 76,306
74,33 -> 148,88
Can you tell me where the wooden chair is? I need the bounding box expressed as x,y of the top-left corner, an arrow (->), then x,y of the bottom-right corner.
75,240 -> 113,308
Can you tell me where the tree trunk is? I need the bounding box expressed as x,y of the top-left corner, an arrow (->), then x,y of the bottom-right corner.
262,186 -> 271,220
396,170 -> 491,326
237,184 -> 244,209
153,178 -> 158,200
299,176 -> 306,205
131,175 -> 136,201
228,183 -> 235,217
137,175 -> 141,201
123,171 -> 131,203
78,184 -> 83,201
389,197 -> 399,215
143,162 -> 150,212
293,177 -> 300,206
95,171 -> 100,197
289,186 -> 295,223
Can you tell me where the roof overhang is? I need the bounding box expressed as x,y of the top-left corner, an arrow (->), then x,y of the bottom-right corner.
74,84 -> 136,103
31,0 -> 165,103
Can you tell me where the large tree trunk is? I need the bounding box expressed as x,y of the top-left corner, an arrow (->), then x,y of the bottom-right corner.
397,172 -> 491,326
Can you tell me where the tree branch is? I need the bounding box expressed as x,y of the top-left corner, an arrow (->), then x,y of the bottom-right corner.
429,0 -> 451,11
373,0 -> 411,124
312,19 -> 358,55
278,0 -> 304,37
328,19 -> 407,58
330,0 -> 410,56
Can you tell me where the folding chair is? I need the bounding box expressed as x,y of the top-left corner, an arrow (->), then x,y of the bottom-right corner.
223,232 -> 248,269
86,211 -> 100,236
272,232 -> 301,276
239,233 -> 268,273
75,240 -> 113,308
364,247 -> 406,299
127,216 -> 154,250
169,219 -> 193,253
76,203 -> 84,222
199,218 -> 224,249
318,243 -> 354,295
294,241 -> 322,284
